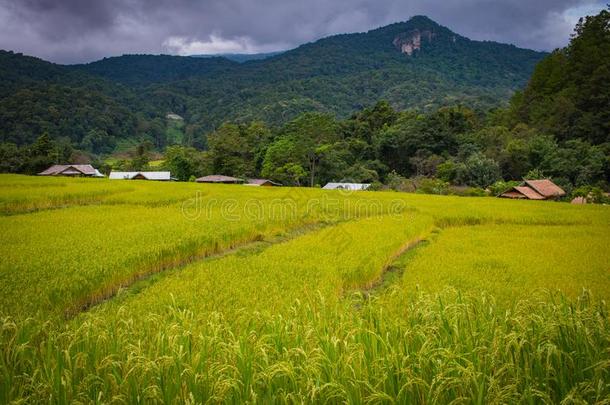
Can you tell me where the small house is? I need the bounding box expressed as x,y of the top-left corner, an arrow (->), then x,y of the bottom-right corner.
39,164 -> 104,177
499,179 -> 566,200
245,179 -> 281,187
196,175 -> 242,184
322,182 -> 371,191
109,171 -> 172,181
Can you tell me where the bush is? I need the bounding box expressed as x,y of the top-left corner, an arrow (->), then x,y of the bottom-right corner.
571,186 -> 610,204
415,178 -> 450,195
488,180 -> 520,196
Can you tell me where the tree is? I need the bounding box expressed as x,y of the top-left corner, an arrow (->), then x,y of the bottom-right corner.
261,113 -> 339,186
206,122 -> 271,177
0,142 -> 23,173
163,146 -> 205,181
458,153 -> 501,188
22,133 -> 61,174
130,140 -> 153,171
510,7 -> 610,144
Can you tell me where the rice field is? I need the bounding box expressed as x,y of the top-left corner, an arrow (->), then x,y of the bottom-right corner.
0,174 -> 609,403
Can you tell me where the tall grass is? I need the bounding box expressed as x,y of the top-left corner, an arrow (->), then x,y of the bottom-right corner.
1,290 -> 608,403
0,175 -> 609,403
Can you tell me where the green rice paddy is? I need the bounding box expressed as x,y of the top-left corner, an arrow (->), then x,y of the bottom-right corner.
0,174 -> 608,403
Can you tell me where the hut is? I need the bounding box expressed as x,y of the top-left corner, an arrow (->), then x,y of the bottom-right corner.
322,182 -> 371,191
245,179 -> 281,187
39,164 -> 104,177
109,171 -> 172,181
196,175 -> 242,184
499,179 -> 566,200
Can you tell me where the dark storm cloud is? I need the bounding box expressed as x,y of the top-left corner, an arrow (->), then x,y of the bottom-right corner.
0,0 -> 606,64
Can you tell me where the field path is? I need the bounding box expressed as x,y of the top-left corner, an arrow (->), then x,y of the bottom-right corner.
69,221 -> 334,317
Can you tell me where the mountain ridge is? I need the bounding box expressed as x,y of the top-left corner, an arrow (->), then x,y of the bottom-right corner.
0,15 -> 546,149
191,51 -> 285,63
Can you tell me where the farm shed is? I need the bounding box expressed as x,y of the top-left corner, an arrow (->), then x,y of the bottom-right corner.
39,164 -> 104,177
196,175 -> 242,184
322,183 -> 371,191
109,171 -> 172,181
499,179 -> 566,200
245,179 -> 281,186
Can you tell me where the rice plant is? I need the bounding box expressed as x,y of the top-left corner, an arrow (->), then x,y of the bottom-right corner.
0,174 -> 608,403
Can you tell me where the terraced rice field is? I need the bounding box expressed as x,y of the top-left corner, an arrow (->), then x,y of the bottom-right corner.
0,174 -> 609,403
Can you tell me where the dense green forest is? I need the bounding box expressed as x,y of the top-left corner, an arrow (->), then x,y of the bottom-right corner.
0,11 -> 608,196
0,16 -> 542,150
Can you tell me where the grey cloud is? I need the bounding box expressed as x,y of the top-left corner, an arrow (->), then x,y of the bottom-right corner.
0,0 -> 605,64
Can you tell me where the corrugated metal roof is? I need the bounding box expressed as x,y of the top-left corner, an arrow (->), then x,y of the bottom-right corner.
246,179 -> 281,186
500,186 -> 544,200
196,175 -> 241,183
514,186 -> 545,200
523,179 -> 566,198
109,171 -> 171,180
39,164 -> 99,176
322,183 -> 371,190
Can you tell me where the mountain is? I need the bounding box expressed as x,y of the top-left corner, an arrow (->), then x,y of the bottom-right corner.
70,54 -> 239,87
0,16 -> 546,150
0,50 -> 150,149
191,51 -> 285,63
78,16 -> 544,124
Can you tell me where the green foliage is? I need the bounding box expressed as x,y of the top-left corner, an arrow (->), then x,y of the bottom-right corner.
488,180 -> 520,196
571,185 -> 610,204
415,177 -> 450,195
0,133 -> 75,174
510,7 -> 610,144
0,12 -> 608,193
206,121 -> 272,178
261,113 -> 339,185
460,152 -> 501,188
72,54 -> 238,87
0,15 -> 545,154
162,145 -> 205,181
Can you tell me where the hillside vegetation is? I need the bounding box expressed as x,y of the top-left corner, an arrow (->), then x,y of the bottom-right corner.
0,16 -> 543,152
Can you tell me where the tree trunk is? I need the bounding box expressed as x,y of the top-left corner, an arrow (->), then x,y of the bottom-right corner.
309,159 -> 315,187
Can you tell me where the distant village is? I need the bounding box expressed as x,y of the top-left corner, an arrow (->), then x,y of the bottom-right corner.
36,163 -> 590,203
38,164 -> 372,190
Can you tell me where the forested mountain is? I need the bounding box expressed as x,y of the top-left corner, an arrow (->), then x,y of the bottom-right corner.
0,16 -> 546,153
71,54 -> 239,87
78,16 -> 544,126
0,50 -> 155,149
191,51 -> 284,63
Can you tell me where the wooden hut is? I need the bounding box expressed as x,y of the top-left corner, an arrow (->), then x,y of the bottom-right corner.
499,179 -> 566,200
39,164 -> 104,177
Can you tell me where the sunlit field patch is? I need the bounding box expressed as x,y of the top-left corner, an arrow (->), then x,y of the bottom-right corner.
393,223 -> 610,301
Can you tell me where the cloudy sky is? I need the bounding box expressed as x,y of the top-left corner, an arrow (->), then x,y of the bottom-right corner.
0,0 -> 606,64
